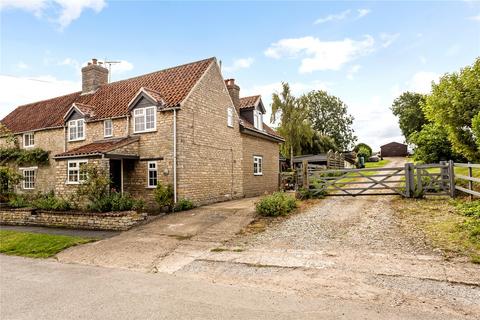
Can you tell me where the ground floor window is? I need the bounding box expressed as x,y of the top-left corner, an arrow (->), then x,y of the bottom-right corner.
67,160 -> 88,184
253,156 -> 263,175
22,168 -> 36,189
148,161 -> 158,187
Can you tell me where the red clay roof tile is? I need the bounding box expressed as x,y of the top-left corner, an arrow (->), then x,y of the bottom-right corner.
54,136 -> 139,158
2,58 -> 215,133
238,95 -> 260,109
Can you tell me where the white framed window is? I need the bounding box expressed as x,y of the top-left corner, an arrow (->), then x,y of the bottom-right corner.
253,156 -> 263,176
134,106 -> 156,133
253,110 -> 263,130
147,161 -> 158,188
104,119 -> 113,137
21,167 -> 37,189
67,160 -> 88,184
23,132 -> 35,148
227,107 -> 234,127
68,119 -> 85,141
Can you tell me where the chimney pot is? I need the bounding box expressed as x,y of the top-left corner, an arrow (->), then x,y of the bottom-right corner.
81,58 -> 108,94
225,78 -> 240,111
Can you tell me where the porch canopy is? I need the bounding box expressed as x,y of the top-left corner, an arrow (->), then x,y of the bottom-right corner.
54,137 -> 140,160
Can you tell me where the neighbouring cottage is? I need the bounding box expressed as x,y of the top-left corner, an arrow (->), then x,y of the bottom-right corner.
0,57 -> 284,207
380,142 -> 408,157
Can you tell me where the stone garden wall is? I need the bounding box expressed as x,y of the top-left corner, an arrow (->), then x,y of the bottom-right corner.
0,208 -> 146,231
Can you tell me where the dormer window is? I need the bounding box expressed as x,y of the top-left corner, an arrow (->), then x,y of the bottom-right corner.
133,106 -> 156,133
23,132 -> 35,148
104,119 -> 113,137
253,110 -> 263,130
68,119 -> 85,141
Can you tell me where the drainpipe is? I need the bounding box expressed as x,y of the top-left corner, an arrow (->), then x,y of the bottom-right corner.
173,108 -> 177,204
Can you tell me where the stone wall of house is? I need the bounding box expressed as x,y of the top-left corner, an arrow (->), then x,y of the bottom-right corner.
0,127 -> 65,195
0,208 -> 146,231
67,117 -> 128,150
122,111 -> 174,207
242,133 -> 280,197
54,158 -> 110,198
176,61 -> 244,204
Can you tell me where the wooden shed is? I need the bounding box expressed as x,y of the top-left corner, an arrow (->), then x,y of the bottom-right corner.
380,142 -> 408,157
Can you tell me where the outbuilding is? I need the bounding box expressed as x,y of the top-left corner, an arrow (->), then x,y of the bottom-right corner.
380,142 -> 408,157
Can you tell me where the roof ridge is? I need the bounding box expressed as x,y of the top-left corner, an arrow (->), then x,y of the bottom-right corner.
99,57 -> 216,88
4,57 -> 215,114
240,95 -> 261,100
9,91 -> 81,111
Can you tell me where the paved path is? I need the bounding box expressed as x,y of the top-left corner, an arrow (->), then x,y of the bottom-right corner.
57,197 -> 258,272
0,255 -> 464,320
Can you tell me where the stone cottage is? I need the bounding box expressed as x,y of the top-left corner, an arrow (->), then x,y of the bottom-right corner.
0,57 -> 283,206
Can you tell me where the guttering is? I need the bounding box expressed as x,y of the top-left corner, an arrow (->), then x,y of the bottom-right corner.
240,126 -> 285,143
173,108 -> 177,204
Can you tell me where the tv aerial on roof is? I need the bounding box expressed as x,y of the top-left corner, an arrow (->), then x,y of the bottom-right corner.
102,59 -> 121,83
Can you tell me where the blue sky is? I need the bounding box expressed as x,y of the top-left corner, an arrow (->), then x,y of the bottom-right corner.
1,0 -> 479,149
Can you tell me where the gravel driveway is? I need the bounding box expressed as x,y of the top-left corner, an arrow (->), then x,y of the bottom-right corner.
174,158 -> 480,319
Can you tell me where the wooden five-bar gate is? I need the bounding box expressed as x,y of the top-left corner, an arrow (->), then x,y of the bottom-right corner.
292,160 -> 478,199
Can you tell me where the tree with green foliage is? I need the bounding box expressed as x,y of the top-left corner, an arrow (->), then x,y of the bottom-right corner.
300,131 -> 337,155
424,58 -> 480,161
473,112 -> 480,151
391,92 -> 427,142
409,124 -> 456,163
300,90 -> 356,151
271,82 -> 314,168
354,143 -> 372,159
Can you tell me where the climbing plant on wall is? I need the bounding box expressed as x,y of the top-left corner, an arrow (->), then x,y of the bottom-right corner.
0,148 -> 49,166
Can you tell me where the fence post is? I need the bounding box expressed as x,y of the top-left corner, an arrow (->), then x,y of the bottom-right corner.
448,160 -> 455,198
416,165 -> 423,197
302,160 -> 309,190
468,162 -> 473,201
404,163 -> 414,198
440,161 -> 447,192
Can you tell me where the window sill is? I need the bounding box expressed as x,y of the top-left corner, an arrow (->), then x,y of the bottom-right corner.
133,129 -> 157,134
254,173 -> 263,176
104,135 -> 113,138
146,186 -> 157,189
23,145 -> 35,149
68,138 -> 86,142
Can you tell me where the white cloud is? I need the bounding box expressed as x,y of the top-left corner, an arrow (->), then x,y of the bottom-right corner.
380,33 -> 400,48
0,74 -> 80,119
313,8 -> 370,24
55,0 -> 106,29
16,61 -> 29,70
468,13 -> 480,21
223,58 -> 254,72
108,60 -> 134,74
314,9 -> 350,24
346,64 -> 361,80
0,0 -> 107,29
0,0 -> 46,16
356,9 -> 370,19
407,71 -> 439,94
265,35 -> 375,73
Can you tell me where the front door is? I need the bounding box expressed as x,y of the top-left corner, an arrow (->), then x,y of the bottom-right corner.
110,159 -> 122,193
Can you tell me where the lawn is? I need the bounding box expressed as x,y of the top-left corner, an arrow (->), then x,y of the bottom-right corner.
393,198 -> 480,263
364,159 -> 391,169
0,230 -> 95,258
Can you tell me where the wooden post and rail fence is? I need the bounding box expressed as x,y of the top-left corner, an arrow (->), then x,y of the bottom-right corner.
279,160 -> 479,199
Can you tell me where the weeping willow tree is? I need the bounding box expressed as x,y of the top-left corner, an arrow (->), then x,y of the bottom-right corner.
271,82 -> 313,168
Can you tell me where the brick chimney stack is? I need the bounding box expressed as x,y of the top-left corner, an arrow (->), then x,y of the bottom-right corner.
225,79 -> 240,110
81,58 -> 108,94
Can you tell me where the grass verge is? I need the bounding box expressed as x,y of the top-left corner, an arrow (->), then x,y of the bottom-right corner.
0,230 -> 95,258
392,198 -> 480,263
